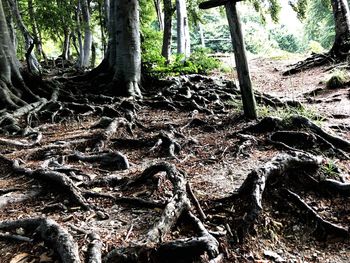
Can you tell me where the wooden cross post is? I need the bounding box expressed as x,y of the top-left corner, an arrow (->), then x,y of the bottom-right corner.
199,0 -> 257,119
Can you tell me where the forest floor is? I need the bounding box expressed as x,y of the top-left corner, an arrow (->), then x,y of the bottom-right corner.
0,57 -> 349,263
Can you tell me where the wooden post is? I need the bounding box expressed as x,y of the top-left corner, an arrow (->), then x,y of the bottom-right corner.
199,0 -> 257,119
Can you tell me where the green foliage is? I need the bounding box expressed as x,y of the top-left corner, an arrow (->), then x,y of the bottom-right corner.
258,105 -> 324,123
321,160 -> 339,179
303,0 -> 334,50
142,35 -> 222,77
269,25 -> 306,53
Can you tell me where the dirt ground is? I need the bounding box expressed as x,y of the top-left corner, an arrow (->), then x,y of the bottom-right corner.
0,57 -> 349,262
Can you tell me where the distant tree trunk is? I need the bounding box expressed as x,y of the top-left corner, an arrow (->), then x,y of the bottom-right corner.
28,0 -> 46,62
154,0 -> 164,30
104,0 -> 110,26
80,0 -> 92,67
91,41 -> 96,68
0,0 -> 38,110
62,28 -> 71,60
161,0 -> 173,62
98,0 -> 107,54
6,0 -> 41,74
199,23 -> 206,48
176,0 -> 190,57
329,0 -> 350,58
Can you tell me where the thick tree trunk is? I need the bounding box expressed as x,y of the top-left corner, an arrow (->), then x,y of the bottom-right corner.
162,0 -> 173,62
7,0 -> 41,74
0,0 -> 37,110
104,0 -> 141,97
176,0 -> 190,58
330,0 -> 350,58
3,0 -> 16,47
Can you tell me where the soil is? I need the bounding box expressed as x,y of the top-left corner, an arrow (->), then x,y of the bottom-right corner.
0,57 -> 349,263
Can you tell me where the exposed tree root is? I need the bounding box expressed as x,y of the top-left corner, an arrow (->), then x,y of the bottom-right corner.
70,151 -> 129,170
7,158 -> 91,209
282,189 -> 349,238
105,162 -> 219,262
242,115 -> 350,158
283,53 -> 334,76
0,218 -> 81,263
236,151 -> 322,239
87,233 -> 102,263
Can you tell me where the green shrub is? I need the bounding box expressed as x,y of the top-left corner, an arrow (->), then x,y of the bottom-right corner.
143,47 -> 222,77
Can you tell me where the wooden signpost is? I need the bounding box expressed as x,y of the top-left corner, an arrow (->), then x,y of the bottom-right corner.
199,0 -> 257,119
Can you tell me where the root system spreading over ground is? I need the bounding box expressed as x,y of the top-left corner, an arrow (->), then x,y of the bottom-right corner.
0,58 -> 349,262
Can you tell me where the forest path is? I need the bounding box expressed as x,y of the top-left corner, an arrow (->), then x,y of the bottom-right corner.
0,60 -> 349,262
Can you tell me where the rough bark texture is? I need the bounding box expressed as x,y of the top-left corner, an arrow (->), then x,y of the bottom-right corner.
7,0 -> 41,74
0,0 -> 37,110
80,0 -> 92,67
330,0 -> 350,58
176,0 -> 190,58
161,0 -> 173,62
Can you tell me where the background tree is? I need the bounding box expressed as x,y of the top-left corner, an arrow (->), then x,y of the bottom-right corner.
176,0 -> 191,57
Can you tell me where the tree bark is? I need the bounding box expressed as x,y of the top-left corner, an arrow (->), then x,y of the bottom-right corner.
0,0 -> 37,110
6,0 -> 41,74
225,2 -> 257,119
176,0 -> 191,58
330,0 -> 350,58
154,0 -> 164,31
27,0 -> 46,62
80,0 -> 92,68
162,0 -> 173,62
102,0 -> 141,97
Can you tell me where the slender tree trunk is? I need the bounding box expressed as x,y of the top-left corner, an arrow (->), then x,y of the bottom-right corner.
199,23 -> 206,48
104,0 -> 110,27
62,28 -> 71,60
154,0 -> 164,31
28,0 -> 45,61
91,41 -> 96,68
330,0 -> 350,58
98,0 -> 107,55
162,0 -> 173,62
176,0 -> 190,57
80,0 -> 92,67
6,0 -> 41,74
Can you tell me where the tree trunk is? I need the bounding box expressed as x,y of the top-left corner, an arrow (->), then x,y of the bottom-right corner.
80,0 -> 92,68
0,0 -> 37,110
3,0 -> 16,47
176,0 -> 190,58
28,0 -> 46,62
225,1 -> 257,119
62,28 -> 71,60
330,0 -> 350,58
162,0 -> 173,62
199,23 -> 206,48
154,0 -> 164,31
6,0 -> 41,75
112,0 -> 141,97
